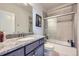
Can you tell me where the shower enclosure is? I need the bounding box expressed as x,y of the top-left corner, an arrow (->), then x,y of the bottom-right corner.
44,12 -> 76,47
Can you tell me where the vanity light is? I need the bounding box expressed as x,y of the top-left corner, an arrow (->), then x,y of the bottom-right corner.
24,3 -> 28,6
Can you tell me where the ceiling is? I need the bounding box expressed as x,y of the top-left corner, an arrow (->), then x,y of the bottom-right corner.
36,3 -> 69,11
15,3 -> 32,12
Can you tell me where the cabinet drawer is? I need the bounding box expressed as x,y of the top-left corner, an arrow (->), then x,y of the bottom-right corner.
35,45 -> 44,56
5,48 -> 24,56
25,41 -> 39,54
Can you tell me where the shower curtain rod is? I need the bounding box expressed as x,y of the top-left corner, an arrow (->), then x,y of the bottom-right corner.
44,12 -> 75,19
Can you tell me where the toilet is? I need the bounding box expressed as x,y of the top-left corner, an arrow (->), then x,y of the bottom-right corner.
45,42 -> 59,56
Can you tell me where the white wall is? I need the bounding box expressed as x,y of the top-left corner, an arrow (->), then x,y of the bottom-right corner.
76,4 -> 79,55
30,4 -> 44,35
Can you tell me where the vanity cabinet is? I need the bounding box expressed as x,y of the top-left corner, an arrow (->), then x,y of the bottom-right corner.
2,38 -> 44,56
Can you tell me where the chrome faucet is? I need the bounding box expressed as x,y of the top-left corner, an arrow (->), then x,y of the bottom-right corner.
18,33 -> 25,37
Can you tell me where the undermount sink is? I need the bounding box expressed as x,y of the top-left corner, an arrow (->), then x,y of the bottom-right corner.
12,37 -> 35,45
17,37 -> 35,42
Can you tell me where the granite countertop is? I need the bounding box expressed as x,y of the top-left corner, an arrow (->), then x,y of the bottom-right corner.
0,35 -> 45,55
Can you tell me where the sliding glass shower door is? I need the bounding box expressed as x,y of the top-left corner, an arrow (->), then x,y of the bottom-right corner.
47,14 -> 74,47
47,18 -> 57,40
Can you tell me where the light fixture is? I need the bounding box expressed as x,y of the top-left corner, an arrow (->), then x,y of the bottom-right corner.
24,3 -> 28,6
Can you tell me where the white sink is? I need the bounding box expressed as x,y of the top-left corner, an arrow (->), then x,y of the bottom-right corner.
14,37 -> 34,45
17,37 -> 35,42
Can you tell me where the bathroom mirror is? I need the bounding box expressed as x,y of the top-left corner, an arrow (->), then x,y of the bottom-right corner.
0,10 -> 15,34
0,3 -> 32,34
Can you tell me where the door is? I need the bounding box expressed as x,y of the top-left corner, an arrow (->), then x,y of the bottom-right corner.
34,45 -> 44,56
